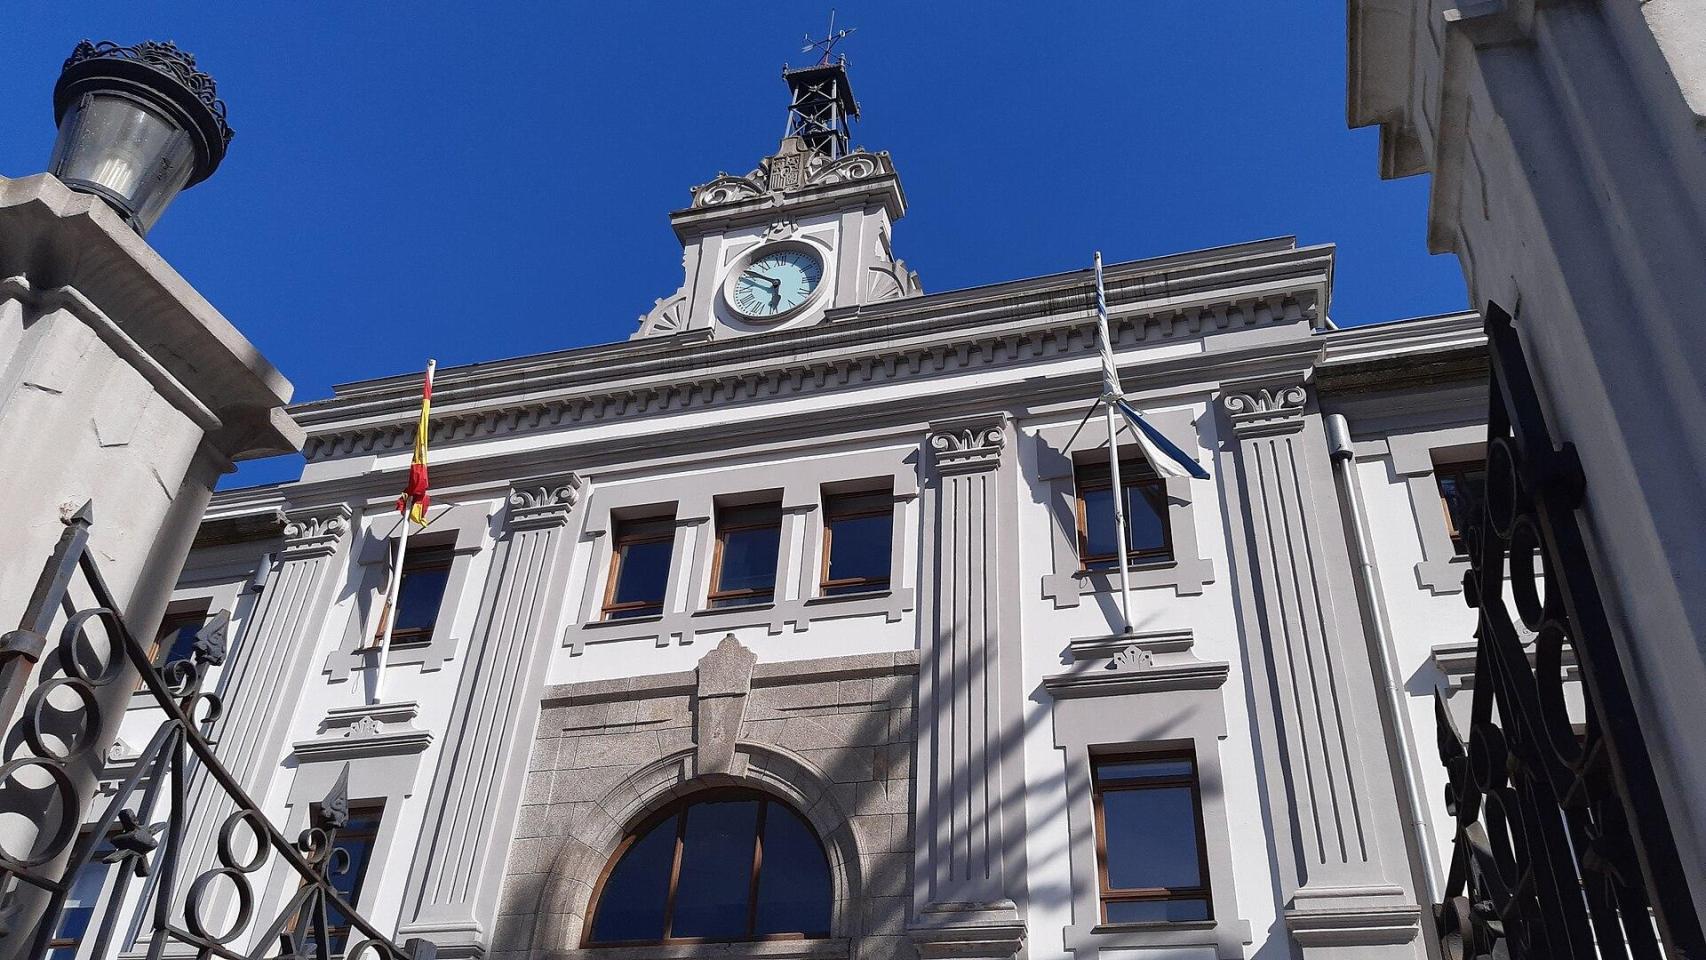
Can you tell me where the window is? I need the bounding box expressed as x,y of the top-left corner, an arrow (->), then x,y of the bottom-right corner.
709,503 -> 782,609
299,800 -> 384,956
149,600 -> 210,670
47,838 -> 113,960
603,516 -> 675,620
1074,460 -> 1172,571
586,792 -> 832,946
1433,460 -> 1486,556
141,600 -> 210,691
375,544 -> 453,648
1092,752 -> 1212,924
820,490 -> 893,596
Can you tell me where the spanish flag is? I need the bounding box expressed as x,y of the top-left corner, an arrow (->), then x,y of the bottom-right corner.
396,360 -> 435,525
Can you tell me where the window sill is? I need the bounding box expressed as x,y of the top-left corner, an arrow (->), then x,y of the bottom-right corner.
559,938 -> 849,960
1065,917 -> 1250,957
586,613 -> 666,630
803,589 -> 891,605
692,601 -> 776,617
1090,920 -> 1216,934
1043,557 -> 1215,604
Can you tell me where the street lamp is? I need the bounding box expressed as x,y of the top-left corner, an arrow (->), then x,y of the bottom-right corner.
49,40 -> 234,236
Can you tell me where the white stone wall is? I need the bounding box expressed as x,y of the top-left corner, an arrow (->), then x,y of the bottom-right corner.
112,239 -> 1484,960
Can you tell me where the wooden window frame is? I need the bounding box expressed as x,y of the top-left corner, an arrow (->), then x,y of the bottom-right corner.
601,516 -> 676,621
141,599 -> 211,691
1433,459 -> 1486,557
1073,460 -> 1174,572
583,788 -> 832,947
707,503 -> 783,609
295,799 -> 385,955
1091,751 -> 1213,925
818,490 -> 893,596
372,544 -> 455,650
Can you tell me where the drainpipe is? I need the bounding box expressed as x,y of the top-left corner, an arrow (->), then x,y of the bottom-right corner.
1325,413 -> 1442,906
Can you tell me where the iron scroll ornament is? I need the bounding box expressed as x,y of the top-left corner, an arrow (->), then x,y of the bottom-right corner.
0,504 -> 433,960
1433,303 -> 1705,958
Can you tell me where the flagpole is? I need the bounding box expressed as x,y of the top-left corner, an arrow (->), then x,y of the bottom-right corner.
1095,252 -> 1136,635
371,513 -> 411,704
372,358 -> 435,704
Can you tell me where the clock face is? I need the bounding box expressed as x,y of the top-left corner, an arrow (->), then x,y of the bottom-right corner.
726,245 -> 824,320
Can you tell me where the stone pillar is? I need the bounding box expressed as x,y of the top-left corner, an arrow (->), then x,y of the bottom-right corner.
0,173 -> 298,960
397,474 -> 583,958
1219,380 -> 1422,955
0,174 -> 299,638
908,416 -> 1027,960
164,504 -> 352,935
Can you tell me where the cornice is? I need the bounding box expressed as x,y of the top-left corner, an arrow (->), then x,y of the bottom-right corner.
294,240 -> 1334,463
0,174 -> 299,458
1314,310 -> 1487,395
1044,628 -> 1229,698
673,149 -> 907,238
207,325 -> 1345,523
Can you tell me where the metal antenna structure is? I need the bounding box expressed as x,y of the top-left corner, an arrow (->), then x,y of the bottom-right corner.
783,12 -> 859,161
801,9 -> 856,64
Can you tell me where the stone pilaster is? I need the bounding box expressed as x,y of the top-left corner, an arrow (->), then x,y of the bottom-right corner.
1219,380 -> 1422,954
165,504 -> 352,937
909,416 -> 1027,960
396,474 -> 583,958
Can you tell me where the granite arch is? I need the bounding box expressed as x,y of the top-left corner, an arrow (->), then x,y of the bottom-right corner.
526,740 -> 865,960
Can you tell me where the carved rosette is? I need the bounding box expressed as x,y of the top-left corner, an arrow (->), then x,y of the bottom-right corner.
928,422 -> 1007,475
1221,381 -> 1310,436
280,505 -> 351,560
505,473 -> 583,531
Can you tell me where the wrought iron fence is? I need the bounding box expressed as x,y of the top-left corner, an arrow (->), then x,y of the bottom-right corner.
1434,302 -> 1706,959
0,504 -> 433,960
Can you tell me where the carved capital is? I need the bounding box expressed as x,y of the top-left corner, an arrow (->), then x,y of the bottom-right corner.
505,473 -> 583,532
928,417 -> 1008,475
281,504 -> 351,560
1221,381 -> 1310,436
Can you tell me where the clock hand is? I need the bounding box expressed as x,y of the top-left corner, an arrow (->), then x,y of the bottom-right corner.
743,269 -> 781,287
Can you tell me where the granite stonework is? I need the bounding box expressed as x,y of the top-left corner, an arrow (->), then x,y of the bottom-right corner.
494,638 -> 919,960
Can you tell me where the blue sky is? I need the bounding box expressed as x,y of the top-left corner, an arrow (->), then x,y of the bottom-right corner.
0,2 -> 1464,488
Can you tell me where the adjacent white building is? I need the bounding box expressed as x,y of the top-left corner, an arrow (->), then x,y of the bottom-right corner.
86,58 -> 1506,960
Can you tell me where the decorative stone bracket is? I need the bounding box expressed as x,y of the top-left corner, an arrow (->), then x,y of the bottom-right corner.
693,635 -> 757,776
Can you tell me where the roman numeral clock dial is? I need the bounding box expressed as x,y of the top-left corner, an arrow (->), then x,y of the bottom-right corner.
723,244 -> 825,322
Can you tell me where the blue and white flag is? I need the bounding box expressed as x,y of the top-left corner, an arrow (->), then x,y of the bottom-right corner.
1093,252 -> 1210,481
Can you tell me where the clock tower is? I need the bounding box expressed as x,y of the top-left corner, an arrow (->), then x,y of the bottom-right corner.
634,53 -> 920,339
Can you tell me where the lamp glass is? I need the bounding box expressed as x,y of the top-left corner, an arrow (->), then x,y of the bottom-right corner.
50,92 -> 197,233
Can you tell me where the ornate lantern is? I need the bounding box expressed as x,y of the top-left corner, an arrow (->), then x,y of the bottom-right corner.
49,40 -> 234,235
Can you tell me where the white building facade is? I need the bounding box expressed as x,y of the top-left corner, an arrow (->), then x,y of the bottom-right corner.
84,61 -> 1504,960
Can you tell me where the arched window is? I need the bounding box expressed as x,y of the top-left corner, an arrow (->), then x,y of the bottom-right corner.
585,790 -> 833,945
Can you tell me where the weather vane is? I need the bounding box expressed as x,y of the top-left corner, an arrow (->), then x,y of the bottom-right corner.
802,9 -> 856,65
